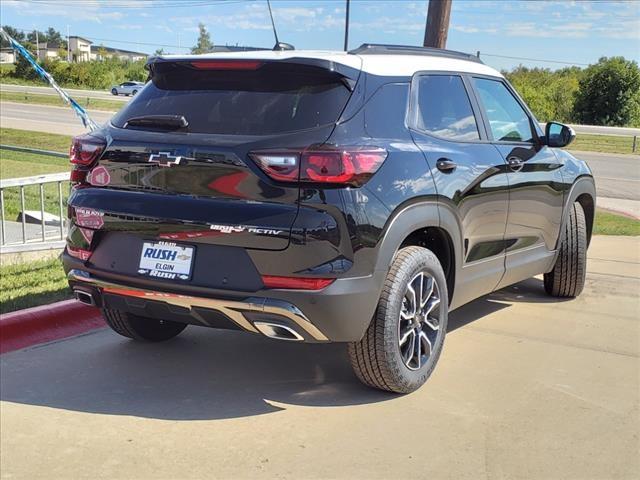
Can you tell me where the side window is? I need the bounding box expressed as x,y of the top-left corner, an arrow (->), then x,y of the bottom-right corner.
414,75 -> 480,141
472,78 -> 533,143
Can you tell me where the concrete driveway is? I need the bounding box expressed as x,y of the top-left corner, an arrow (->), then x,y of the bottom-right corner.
1,235 -> 638,479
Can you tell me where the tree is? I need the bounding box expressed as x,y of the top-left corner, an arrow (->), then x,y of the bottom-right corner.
1,25 -> 25,47
27,29 -> 45,44
573,57 -> 640,127
13,42 -> 40,80
45,27 -> 64,46
191,23 -> 213,54
154,48 -> 165,56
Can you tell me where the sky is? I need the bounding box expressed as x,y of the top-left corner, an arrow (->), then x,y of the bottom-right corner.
1,0 -> 639,71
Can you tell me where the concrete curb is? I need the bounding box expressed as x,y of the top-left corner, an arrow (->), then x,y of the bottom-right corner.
0,300 -> 104,354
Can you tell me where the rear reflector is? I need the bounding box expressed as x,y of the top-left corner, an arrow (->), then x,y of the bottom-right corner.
261,275 -> 335,290
67,246 -> 92,261
250,147 -> 387,186
190,60 -> 263,70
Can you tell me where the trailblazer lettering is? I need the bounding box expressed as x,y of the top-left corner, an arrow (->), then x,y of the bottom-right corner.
209,224 -> 283,236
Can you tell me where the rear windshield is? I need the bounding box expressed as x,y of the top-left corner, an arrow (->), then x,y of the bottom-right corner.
111,62 -> 352,135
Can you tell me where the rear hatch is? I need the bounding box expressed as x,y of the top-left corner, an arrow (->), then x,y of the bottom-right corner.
70,57 -> 360,251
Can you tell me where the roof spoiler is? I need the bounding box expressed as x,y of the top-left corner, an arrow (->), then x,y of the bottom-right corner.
144,56 -> 362,83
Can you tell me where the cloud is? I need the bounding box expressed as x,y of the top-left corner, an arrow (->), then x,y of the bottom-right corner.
114,23 -> 143,31
1,0 -> 124,23
452,25 -> 498,34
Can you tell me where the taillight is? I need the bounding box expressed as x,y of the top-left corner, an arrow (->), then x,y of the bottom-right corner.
250,147 -> 387,187
261,275 -> 335,290
70,134 -> 105,166
190,60 -> 263,70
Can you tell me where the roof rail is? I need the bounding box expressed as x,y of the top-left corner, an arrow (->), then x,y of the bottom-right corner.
349,43 -> 483,64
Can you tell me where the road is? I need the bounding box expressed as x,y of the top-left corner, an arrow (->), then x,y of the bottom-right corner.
1,235 -> 638,479
1,83 -> 128,102
0,102 -> 115,136
572,150 -> 640,201
1,102 -> 639,201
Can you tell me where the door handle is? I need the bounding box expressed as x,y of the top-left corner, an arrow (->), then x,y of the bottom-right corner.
436,158 -> 457,173
507,156 -> 524,172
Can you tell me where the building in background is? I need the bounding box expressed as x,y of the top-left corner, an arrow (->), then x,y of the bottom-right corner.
68,35 -> 92,62
36,42 -> 63,62
91,45 -> 147,61
0,47 -> 15,64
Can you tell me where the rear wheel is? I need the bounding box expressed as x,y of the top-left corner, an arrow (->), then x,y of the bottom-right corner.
348,246 -> 448,394
102,308 -> 187,342
544,202 -> 587,297
111,88 -> 118,96
132,90 -> 138,96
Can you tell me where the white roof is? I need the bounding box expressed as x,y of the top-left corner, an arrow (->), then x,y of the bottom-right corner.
159,49 -> 503,78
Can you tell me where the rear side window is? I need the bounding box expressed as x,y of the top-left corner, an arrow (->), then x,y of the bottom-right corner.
414,75 -> 480,141
472,78 -> 533,143
112,62 -> 352,135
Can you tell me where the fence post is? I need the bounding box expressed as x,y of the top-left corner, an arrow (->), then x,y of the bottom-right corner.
40,183 -> 46,241
633,135 -> 637,154
58,181 -> 64,240
20,186 -> 26,243
0,189 -> 5,246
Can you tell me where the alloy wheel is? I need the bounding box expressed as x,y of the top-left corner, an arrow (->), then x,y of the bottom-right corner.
398,271 -> 441,370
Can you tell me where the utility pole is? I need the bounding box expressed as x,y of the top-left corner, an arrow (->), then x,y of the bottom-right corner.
35,29 -> 39,61
423,0 -> 452,49
67,25 -> 70,62
343,0 -> 350,51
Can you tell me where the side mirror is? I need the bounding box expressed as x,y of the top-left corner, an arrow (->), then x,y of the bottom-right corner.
545,122 -> 575,148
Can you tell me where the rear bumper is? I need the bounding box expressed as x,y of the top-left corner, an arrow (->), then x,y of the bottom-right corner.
64,256 -> 385,343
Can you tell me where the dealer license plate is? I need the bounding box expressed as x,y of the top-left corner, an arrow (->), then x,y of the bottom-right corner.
138,241 -> 194,280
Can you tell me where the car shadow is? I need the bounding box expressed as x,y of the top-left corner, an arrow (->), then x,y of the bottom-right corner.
0,277 -> 564,421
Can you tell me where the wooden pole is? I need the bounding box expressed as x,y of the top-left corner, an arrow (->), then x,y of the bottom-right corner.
423,0 -> 452,49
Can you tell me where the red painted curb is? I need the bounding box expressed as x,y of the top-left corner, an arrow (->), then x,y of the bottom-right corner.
0,300 -> 104,354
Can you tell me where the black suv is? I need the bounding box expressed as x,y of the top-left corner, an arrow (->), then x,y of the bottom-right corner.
63,44 -> 596,393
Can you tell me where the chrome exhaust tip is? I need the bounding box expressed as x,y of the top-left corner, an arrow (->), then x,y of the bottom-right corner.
74,290 -> 96,307
254,322 -> 304,341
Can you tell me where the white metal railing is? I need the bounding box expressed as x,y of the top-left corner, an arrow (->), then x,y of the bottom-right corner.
0,171 -> 70,253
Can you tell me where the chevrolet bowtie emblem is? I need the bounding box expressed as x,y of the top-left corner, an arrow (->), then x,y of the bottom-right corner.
148,152 -> 182,166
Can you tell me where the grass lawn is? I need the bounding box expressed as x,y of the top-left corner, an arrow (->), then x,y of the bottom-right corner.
1,90 -> 122,112
567,134 -> 636,155
594,209 -> 640,236
0,258 -> 71,314
1,127 -> 71,152
0,148 -> 70,220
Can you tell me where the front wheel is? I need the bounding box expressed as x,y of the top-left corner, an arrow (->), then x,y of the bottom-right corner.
131,90 -> 138,96
544,202 -> 587,297
111,88 -> 118,96
348,246 -> 448,394
102,308 -> 187,342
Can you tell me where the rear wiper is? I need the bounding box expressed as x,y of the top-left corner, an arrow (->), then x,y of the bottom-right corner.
124,115 -> 189,130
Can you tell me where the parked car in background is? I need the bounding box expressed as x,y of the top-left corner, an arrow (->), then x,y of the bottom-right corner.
110,81 -> 144,96
65,44 -> 595,394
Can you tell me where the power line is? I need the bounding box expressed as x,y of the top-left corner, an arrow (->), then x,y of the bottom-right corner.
480,52 -> 590,67
8,26 -> 190,50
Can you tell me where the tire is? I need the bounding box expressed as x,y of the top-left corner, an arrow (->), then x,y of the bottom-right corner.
111,88 -> 118,96
132,90 -> 138,96
348,246 -> 448,394
544,202 -> 587,298
101,308 -> 187,342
